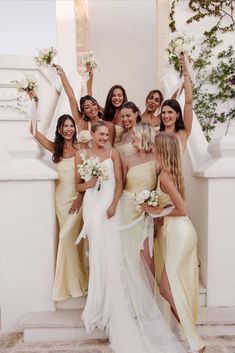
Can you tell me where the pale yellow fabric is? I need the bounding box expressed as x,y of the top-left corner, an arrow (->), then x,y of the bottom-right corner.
121,161 -> 157,266
53,157 -> 88,301
117,142 -> 136,160
114,125 -> 124,147
154,177 -> 204,351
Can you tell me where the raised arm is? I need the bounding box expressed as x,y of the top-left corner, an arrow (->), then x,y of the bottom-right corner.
106,148 -> 123,218
181,55 -> 193,138
56,65 -> 82,127
28,91 -> 54,153
86,65 -> 93,96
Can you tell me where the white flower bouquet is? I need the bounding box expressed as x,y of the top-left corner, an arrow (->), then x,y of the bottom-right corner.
34,47 -> 57,67
78,156 -> 109,190
134,190 -> 159,212
11,74 -> 38,101
77,130 -> 92,144
167,32 -> 195,72
79,51 -> 98,69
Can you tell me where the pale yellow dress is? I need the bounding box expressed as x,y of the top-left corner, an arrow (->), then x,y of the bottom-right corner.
120,161 -> 157,267
52,157 -> 88,301
117,142 -> 136,160
154,176 -> 204,351
114,125 -> 124,147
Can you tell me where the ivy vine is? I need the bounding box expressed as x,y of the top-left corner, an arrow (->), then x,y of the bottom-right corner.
169,0 -> 235,141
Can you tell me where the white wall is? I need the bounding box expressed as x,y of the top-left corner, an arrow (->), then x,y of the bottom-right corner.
88,0 -> 158,112
0,0 -> 56,56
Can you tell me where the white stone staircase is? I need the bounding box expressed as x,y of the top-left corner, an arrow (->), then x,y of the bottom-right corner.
21,282 -> 235,343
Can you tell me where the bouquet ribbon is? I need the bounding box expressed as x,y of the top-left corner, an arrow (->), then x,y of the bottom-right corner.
168,54 -> 196,100
74,176 -> 102,245
29,99 -> 38,136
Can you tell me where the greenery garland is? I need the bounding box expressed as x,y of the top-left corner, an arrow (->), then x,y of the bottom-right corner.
169,0 -> 235,141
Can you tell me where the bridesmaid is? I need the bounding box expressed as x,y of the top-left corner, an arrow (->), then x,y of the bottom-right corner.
28,92 -> 88,300
55,65 -> 115,145
102,85 -> 128,146
121,122 -> 157,274
117,101 -> 141,159
141,132 -> 205,353
159,55 -> 193,153
141,89 -> 164,129
87,67 -> 128,146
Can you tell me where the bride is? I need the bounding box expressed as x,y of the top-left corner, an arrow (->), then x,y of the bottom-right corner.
75,121 -> 186,353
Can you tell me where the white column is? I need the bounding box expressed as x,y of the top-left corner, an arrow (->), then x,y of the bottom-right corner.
194,136 -> 235,306
0,137 -> 58,331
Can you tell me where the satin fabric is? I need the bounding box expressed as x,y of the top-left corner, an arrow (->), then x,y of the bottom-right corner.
154,177 -> 204,351
77,156 -> 186,353
114,125 -> 124,147
120,161 -> 157,266
117,142 -> 136,159
52,157 -> 88,301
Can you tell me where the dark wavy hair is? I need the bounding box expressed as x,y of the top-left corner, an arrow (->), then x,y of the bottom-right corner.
146,89 -> 164,105
121,101 -> 142,123
80,95 -> 103,121
103,85 -> 127,122
160,99 -> 185,132
52,114 -> 77,163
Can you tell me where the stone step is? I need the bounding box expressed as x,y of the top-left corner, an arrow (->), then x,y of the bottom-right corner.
20,309 -> 107,342
197,307 -> 235,336
55,282 -> 207,311
21,306 -> 235,343
55,296 -> 87,310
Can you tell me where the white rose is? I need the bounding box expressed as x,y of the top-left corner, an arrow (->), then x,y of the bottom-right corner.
77,130 -> 92,143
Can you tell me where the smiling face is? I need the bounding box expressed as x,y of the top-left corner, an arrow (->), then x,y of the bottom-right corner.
59,118 -> 76,140
83,99 -> 99,120
161,105 -> 179,129
111,88 -> 124,108
92,125 -> 109,147
121,108 -> 138,130
146,92 -> 162,112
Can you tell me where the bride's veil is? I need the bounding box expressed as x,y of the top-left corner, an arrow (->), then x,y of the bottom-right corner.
106,218 -> 186,353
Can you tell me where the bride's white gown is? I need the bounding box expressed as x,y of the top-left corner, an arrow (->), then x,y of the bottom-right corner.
76,156 -> 186,353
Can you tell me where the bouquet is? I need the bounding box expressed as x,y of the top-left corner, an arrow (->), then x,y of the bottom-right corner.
134,190 -> 159,212
11,74 -> 38,101
34,47 -> 57,67
167,32 -> 195,72
78,156 -> 109,190
79,51 -> 98,69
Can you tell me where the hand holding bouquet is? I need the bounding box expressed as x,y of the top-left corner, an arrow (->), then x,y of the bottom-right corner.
167,32 -> 195,72
80,51 -> 98,69
78,156 -> 109,190
34,47 -> 57,67
134,190 -> 159,212
11,74 -> 38,102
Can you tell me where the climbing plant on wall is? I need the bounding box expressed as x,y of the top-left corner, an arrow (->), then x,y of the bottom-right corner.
169,0 -> 235,141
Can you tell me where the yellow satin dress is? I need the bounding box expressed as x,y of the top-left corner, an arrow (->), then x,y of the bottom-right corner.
52,157 -> 88,301
117,142 -> 136,160
154,177 -> 204,351
114,125 -> 124,147
121,161 -> 157,266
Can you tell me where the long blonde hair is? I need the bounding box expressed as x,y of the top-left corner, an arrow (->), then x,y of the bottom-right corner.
155,132 -> 185,200
134,122 -> 155,152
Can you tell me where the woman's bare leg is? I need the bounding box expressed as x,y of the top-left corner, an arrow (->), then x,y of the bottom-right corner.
159,265 -> 180,322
